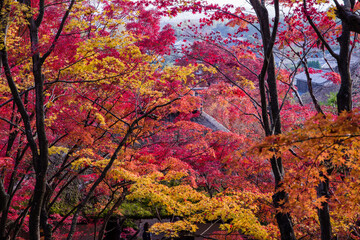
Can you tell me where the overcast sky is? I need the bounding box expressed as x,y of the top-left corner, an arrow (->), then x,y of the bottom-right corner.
206,0 -> 249,7
163,0 -> 253,23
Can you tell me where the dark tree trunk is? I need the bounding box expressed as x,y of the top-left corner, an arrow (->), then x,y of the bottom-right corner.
41,183 -> 53,240
337,21 -> 352,113
27,15 -> 49,240
304,0 -> 353,238
318,17 -> 352,240
98,191 -> 127,240
1,2 -> 48,239
317,173 -> 332,240
335,1 -> 360,34
249,0 -> 296,239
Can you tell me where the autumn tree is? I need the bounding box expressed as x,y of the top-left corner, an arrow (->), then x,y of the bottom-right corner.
0,0 -> 201,239
1,0 -> 359,239
0,0 -> 75,238
299,0 -> 358,238
152,0 -> 303,238
144,0 -> 356,239
255,110 -> 360,239
126,120 -> 276,239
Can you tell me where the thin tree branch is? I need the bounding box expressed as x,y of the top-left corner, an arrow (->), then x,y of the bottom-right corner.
303,0 -> 339,60
188,55 -> 261,108
41,0 -> 76,63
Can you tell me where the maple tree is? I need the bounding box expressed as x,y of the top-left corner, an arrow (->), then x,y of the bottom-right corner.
144,0 -> 359,239
123,118 -> 277,239
1,0 -> 360,239
255,110 -> 360,239
282,0 -> 359,238
159,1 -> 302,238
0,0 -> 201,239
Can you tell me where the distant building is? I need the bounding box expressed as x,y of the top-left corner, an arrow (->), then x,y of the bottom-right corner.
191,111 -> 229,132
295,71 -> 334,93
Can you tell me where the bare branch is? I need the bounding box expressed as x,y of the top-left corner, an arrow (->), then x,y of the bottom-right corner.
0,117 -> 25,133
41,0 -> 76,63
302,59 -> 325,115
188,54 -> 261,108
303,0 -> 339,60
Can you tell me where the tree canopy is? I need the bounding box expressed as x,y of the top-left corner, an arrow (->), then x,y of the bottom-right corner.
0,0 -> 360,239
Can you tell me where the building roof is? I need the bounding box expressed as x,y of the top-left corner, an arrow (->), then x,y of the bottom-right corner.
295,71 -> 330,85
191,112 -> 230,132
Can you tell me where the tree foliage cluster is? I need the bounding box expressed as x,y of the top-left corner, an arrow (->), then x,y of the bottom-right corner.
0,0 -> 360,239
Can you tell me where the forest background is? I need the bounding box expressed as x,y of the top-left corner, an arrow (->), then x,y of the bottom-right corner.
1,0 -> 360,239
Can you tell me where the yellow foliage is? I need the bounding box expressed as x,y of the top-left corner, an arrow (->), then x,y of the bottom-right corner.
108,168 -> 139,182
71,157 -> 94,170
151,220 -> 198,237
163,170 -> 188,181
94,112 -> 106,126
327,6 -> 337,20
48,146 -> 69,155
128,174 -> 272,239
